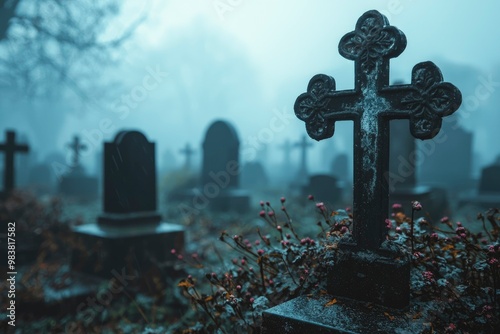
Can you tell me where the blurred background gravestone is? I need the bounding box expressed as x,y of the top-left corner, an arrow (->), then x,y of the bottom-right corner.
171,120 -> 250,213
302,174 -> 342,208
460,155 -> 500,209
419,120 -> 475,205
241,161 -> 269,192
199,120 -> 250,212
331,152 -> 351,203
389,119 -> 450,220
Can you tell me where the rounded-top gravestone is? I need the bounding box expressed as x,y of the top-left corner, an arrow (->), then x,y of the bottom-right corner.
201,120 -> 240,189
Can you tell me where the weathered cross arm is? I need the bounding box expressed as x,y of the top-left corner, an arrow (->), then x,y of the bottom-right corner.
294,74 -> 358,141
380,61 -> 462,139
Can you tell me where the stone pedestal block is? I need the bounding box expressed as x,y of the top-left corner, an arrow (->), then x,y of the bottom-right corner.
328,248 -> 410,308
71,222 -> 184,279
262,296 -> 422,334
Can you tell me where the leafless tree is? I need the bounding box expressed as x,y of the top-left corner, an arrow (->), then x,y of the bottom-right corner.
0,0 -> 144,100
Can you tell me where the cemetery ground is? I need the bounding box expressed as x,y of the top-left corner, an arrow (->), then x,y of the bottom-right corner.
0,187 -> 499,333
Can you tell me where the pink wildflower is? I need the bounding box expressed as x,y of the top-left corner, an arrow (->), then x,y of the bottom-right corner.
392,203 -> 402,210
315,202 -> 326,211
385,219 -> 392,229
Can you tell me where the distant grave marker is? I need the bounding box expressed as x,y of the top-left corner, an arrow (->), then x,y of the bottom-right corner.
68,135 -> 87,167
241,161 -> 269,191
419,122 -> 474,193
389,120 -> 449,219
179,142 -> 195,170
303,174 -> 342,207
479,156 -> 500,194
202,120 -> 240,188
461,156 -> 500,209
59,135 -> 98,201
197,120 -> 250,212
279,139 -> 292,166
263,10 -> 461,333
294,135 -> 312,177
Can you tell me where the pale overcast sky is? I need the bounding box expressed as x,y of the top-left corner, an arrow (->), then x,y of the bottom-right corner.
3,1 -> 500,176
106,0 -> 500,171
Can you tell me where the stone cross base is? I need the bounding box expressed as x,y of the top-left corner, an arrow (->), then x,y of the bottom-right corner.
262,295 -> 423,333
328,248 -> 410,308
71,222 -> 185,279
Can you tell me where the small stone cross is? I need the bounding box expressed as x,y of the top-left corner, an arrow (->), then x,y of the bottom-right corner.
295,10 -> 461,250
67,135 -> 87,167
180,143 -> 195,170
0,130 -> 29,193
294,135 -> 312,176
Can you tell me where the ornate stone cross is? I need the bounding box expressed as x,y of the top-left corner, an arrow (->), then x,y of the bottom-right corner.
295,10 -> 461,251
67,135 -> 87,167
0,130 -> 29,193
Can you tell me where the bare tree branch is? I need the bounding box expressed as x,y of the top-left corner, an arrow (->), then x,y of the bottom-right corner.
0,0 -> 146,102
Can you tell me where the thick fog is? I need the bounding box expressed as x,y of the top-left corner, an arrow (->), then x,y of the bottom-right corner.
1,0 -> 499,182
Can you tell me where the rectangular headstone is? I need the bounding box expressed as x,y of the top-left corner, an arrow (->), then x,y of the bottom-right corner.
72,130 -> 184,280
99,131 -> 161,225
